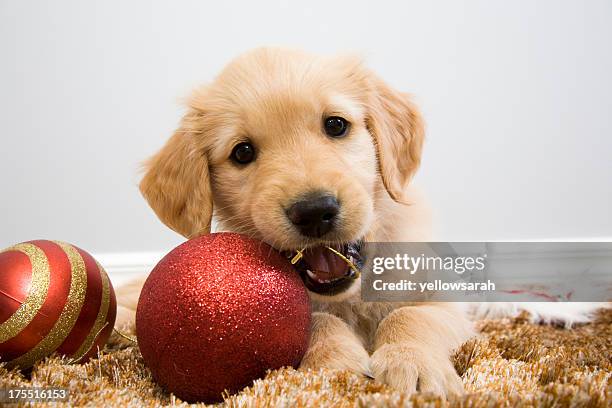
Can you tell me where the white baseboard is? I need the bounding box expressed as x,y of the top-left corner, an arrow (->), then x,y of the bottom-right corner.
95,251 -> 164,287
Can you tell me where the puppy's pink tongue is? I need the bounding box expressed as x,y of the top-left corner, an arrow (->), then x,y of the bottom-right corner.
303,246 -> 349,279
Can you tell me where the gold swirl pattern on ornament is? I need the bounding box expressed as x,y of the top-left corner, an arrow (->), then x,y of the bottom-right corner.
0,243 -> 51,343
8,242 -> 88,369
70,261 -> 111,362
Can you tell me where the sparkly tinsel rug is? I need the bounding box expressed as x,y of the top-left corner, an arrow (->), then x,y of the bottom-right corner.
1,309 -> 610,407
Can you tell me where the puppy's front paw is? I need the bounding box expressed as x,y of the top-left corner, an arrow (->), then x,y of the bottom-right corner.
370,343 -> 463,397
299,312 -> 370,376
299,334 -> 370,376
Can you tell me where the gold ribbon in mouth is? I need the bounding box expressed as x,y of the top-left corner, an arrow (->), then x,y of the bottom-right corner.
290,249 -> 305,265
289,246 -> 361,280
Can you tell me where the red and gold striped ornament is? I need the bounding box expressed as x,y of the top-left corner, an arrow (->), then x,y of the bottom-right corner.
0,240 -> 116,369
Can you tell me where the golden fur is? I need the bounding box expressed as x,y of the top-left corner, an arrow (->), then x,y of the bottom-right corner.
119,48 -> 474,397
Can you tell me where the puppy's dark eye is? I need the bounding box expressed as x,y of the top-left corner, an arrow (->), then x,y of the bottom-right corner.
231,142 -> 256,164
323,116 -> 350,138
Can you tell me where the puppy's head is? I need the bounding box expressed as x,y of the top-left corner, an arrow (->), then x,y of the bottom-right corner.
140,48 -> 424,301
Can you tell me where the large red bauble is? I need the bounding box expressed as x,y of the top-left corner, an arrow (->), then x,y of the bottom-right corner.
0,240 -> 116,369
136,233 -> 311,403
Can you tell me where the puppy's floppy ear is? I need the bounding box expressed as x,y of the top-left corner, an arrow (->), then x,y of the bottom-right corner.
365,74 -> 425,203
139,110 -> 212,238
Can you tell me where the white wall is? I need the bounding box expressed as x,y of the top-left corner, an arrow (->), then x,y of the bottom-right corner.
1,0 -> 611,255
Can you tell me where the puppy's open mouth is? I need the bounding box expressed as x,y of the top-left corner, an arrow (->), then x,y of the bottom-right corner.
284,241 -> 364,296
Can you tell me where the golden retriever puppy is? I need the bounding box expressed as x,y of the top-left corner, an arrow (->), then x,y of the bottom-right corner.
127,48 -> 474,396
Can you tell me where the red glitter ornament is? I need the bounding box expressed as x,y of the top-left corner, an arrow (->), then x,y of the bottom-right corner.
0,240 -> 116,369
136,233 -> 311,403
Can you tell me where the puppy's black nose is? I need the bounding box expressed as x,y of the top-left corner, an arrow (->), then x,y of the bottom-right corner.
286,193 -> 340,238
